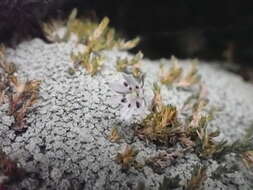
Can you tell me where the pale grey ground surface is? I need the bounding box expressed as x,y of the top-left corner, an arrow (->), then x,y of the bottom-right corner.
0,39 -> 253,190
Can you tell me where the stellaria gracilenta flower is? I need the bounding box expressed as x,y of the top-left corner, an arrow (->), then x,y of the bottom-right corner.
110,73 -> 146,120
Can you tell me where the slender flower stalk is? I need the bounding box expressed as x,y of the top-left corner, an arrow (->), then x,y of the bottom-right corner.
110,73 -> 146,120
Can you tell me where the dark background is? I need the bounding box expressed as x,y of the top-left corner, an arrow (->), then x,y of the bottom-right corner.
65,0 -> 253,80
63,0 -> 253,62
2,0 -> 253,80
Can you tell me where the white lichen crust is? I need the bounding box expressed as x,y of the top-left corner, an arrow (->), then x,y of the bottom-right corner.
0,39 -> 253,190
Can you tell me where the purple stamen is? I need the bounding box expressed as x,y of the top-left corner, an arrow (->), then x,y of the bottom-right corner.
136,101 -> 140,108
121,98 -> 127,103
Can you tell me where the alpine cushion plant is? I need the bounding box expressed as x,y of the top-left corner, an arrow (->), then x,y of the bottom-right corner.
110,73 -> 146,121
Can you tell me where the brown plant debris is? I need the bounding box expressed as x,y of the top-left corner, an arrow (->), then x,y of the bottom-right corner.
160,57 -> 201,88
150,83 -> 163,113
188,108 -> 227,159
43,19 -> 66,43
115,145 -> 138,169
0,46 -> 8,105
45,8 -> 140,49
181,85 -> 209,121
176,62 -> 201,88
9,79 -> 41,131
137,103 -> 181,146
0,149 -> 26,186
137,83 -> 191,147
0,46 -> 15,106
195,126 -> 227,159
116,37 -> 140,51
72,51 -> 103,76
48,9 -> 139,76
241,151 -> 253,169
137,84 -> 228,159
179,85 -> 227,158
146,150 -> 184,174
185,165 -> 207,190
70,16 -> 109,76
0,47 -> 40,132
116,51 -> 143,78
0,76 -> 6,106
108,127 -> 121,143
160,56 -> 182,85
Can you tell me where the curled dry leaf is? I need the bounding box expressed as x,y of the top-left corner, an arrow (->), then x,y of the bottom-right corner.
43,19 -> 65,42
241,151 -> 253,169
116,51 -> 143,78
160,56 -> 182,85
196,126 -> 226,158
116,37 -> 140,50
72,52 -> 103,76
88,17 -> 110,48
115,145 -> 138,169
65,11 -> 139,76
146,151 -> 184,174
138,83 -> 195,146
159,57 -> 201,88
0,91 -> 5,105
137,104 -> 179,145
45,8 -> 140,50
137,81 -> 228,159
0,61 -> 16,75
71,17 -> 108,76
188,86 -> 209,128
180,86 -> 228,158
0,46 -> 41,132
108,127 -> 121,142
180,84 -> 209,129
150,83 -> 163,113
0,75 -> 6,105
9,79 -> 41,131
186,165 -> 207,190
176,62 -> 201,88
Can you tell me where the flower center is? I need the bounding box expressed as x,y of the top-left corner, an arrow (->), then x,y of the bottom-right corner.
130,89 -> 141,98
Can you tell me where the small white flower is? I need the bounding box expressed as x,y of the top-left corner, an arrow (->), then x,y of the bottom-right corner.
110,73 -> 146,120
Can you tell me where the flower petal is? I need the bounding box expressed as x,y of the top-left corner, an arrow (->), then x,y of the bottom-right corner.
122,73 -> 139,87
120,102 -> 135,121
135,98 -> 146,114
109,73 -> 147,121
107,95 -> 123,106
109,82 -> 130,94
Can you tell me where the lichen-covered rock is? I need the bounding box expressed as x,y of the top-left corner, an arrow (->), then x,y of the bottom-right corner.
1,39 -> 253,190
